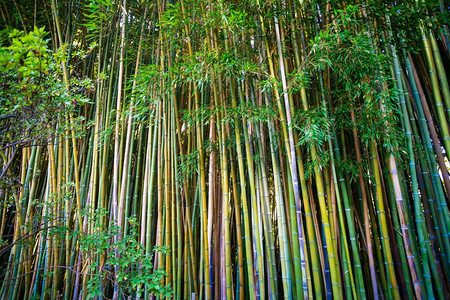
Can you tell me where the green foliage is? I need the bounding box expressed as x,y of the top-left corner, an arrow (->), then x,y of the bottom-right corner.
181,102 -> 277,130
107,218 -> 172,298
78,211 -> 172,299
365,0 -> 446,52
286,70 -> 313,94
177,149 -> 200,184
9,197 -> 172,299
226,101 -> 278,123
83,0 -> 116,39
181,104 -> 215,127
293,105 -> 331,147
0,27 -> 91,148
126,65 -> 160,124
310,5 -> 404,151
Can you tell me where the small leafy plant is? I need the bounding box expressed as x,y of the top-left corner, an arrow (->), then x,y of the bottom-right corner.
78,211 -> 172,299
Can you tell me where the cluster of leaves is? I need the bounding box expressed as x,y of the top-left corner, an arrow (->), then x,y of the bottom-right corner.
126,64 -> 162,124
107,218 -> 172,298
225,101 -> 278,124
310,5 -> 404,151
83,0 -> 117,39
158,1 -> 199,39
78,210 -> 172,298
181,101 -> 277,130
159,0 -> 256,38
365,0 -> 447,52
169,49 -> 261,88
180,104 -> 215,127
157,0 -> 262,88
335,153 -> 373,184
177,149 -> 200,184
171,50 -> 219,86
3,186 -> 172,298
0,27 -> 91,149
293,105 -> 332,148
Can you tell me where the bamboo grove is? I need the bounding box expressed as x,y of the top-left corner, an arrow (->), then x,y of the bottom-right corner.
0,0 -> 449,299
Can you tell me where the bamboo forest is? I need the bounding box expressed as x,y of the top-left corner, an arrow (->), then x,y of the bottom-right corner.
0,0 -> 449,299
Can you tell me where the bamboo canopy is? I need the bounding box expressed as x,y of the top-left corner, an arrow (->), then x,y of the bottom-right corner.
0,0 -> 449,299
